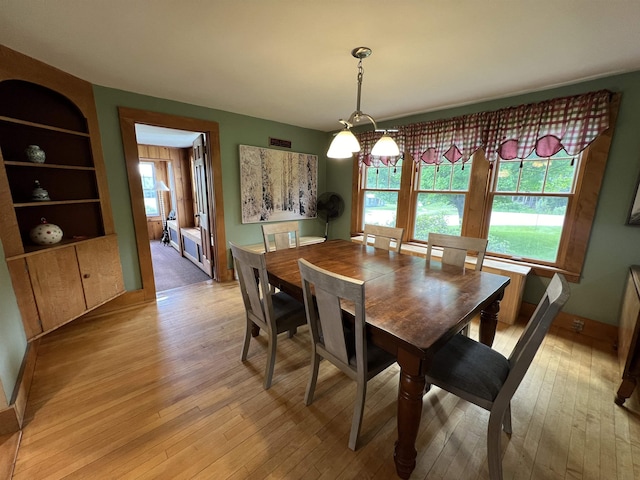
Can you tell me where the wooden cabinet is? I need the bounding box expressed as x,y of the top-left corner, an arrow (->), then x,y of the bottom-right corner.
616,265 -> 640,405
0,45 -> 124,339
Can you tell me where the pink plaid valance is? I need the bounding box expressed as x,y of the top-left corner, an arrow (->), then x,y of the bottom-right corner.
355,90 -> 611,166
483,90 -> 611,162
400,112 -> 486,165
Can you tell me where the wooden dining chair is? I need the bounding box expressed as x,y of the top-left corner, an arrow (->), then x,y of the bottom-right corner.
426,232 -> 488,271
426,232 -> 489,336
425,273 -> 570,480
230,243 -> 307,389
362,224 -> 404,252
298,258 -> 397,450
262,221 -> 300,252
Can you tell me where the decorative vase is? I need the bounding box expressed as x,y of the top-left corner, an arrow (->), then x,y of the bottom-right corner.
29,217 -> 63,245
25,145 -> 46,163
31,180 -> 51,201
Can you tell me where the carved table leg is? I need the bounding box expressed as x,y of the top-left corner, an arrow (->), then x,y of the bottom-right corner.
479,297 -> 501,347
394,367 -> 426,479
615,377 -> 637,406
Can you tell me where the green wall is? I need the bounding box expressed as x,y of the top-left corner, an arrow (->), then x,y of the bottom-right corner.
0,240 -> 28,406
2,69 -> 640,406
327,71 -> 640,325
93,86 -> 328,290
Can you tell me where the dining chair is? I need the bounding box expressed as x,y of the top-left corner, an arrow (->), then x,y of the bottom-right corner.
298,258 -> 397,450
426,232 -> 488,271
230,243 -> 307,389
362,224 -> 404,252
262,221 -> 300,252
425,273 -> 570,480
426,232 -> 489,336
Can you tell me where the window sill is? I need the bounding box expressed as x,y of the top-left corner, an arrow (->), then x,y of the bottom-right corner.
351,235 -> 531,325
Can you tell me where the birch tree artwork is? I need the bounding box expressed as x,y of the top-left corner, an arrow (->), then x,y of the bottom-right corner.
239,145 -> 318,223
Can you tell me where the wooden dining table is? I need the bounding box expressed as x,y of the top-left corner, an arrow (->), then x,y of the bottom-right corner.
264,239 -> 510,479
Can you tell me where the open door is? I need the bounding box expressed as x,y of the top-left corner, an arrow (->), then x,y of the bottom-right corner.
193,134 -> 213,277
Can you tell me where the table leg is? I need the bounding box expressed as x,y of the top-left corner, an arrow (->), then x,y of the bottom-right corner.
479,297 -> 501,347
615,377 -> 637,406
394,367 -> 426,479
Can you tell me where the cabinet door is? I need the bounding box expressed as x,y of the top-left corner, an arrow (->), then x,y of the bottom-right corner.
26,246 -> 86,332
75,235 -> 125,309
6,258 -> 42,339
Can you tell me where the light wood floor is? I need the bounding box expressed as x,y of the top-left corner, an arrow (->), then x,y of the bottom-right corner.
5,280 -> 640,479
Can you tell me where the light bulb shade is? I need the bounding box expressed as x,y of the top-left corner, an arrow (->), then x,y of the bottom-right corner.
371,133 -> 400,157
327,129 -> 361,159
155,180 -> 170,191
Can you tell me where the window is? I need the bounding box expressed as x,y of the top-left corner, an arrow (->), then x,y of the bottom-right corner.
487,151 -> 578,263
412,161 -> 472,240
351,93 -> 619,280
361,159 -> 403,227
139,162 -> 159,216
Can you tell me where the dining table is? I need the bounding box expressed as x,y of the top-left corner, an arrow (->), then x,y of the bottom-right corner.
263,239 -> 510,479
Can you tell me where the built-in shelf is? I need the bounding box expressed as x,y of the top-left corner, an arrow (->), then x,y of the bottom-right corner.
4,161 -> 96,171
0,115 -> 90,137
14,199 -> 101,208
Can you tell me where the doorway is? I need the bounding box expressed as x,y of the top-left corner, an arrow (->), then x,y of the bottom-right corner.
118,108 -> 231,302
135,127 -> 212,292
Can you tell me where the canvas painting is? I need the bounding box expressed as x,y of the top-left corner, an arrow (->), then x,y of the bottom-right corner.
628,174 -> 640,226
239,145 -> 318,223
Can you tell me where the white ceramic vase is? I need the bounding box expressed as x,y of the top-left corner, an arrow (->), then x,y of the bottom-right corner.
25,145 -> 46,163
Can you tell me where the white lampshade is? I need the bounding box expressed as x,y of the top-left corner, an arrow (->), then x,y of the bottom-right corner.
155,180 -> 170,192
327,129 -> 361,159
371,133 -> 400,157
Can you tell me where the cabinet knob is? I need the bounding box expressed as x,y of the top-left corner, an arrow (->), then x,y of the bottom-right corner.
83,273 -> 91,279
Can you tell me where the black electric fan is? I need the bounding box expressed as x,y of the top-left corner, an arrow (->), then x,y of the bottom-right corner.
316,192 -> 345,239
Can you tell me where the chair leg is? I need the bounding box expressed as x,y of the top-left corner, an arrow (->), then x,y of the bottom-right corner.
263,332 -> 277,390
304,353 -> 320,405
487,410 -> 504,480
241,318 -> 252,361
503,403 -> 512,435
288,326 -> 297,339
348,378 -> 367,451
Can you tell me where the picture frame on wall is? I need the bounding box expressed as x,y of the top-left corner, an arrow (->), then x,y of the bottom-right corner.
628,172 -> 640,226
239,145 -> 318,224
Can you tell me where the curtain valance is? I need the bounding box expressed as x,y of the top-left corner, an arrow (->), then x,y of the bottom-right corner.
399,112 -> 486,165
355,90 -> 611,166
483,90 -> 610,162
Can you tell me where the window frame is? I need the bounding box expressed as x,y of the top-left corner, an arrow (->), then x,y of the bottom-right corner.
139,160 -> 161,218
351,93 -> 620,282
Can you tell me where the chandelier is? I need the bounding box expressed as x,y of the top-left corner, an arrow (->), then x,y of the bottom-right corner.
327,47 -> 400,159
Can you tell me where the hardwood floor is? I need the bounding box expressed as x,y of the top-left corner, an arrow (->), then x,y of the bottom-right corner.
6,280 -> 640,479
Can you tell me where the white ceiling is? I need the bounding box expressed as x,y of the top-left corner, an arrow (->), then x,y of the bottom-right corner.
2,1 -> 640,133
135,124 -> 202,148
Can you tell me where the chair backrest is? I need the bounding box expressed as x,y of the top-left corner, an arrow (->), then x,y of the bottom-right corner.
262,221 -> 300,252
426,232 -> 488,271
298,258 -> 366,374
363,224 -> 404,253
499,273 -> 570,403
230,242 -> 273,327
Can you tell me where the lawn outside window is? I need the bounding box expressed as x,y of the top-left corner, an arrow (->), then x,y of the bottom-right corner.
487,151 -> 578,264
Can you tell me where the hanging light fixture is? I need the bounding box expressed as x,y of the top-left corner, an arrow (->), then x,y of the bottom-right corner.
327,47 -> 400,159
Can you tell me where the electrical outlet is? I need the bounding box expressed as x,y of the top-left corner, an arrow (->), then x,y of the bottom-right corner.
572,318 -> 585,332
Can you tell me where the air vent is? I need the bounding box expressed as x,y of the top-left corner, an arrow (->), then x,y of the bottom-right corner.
269,137 -> 291,148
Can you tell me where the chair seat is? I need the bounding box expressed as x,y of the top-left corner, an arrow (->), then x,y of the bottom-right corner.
272,291 -> 306,332
345,329 -> 396,378
427,334 -> 510,402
